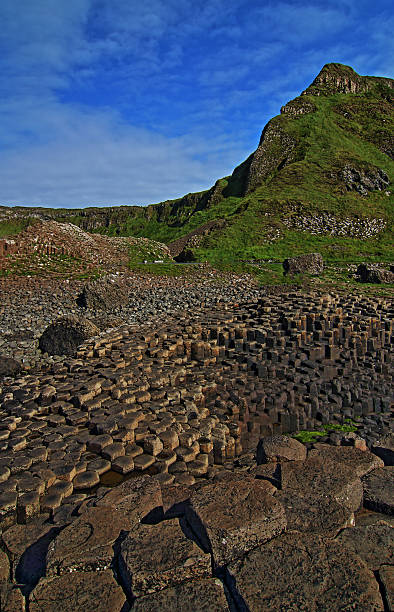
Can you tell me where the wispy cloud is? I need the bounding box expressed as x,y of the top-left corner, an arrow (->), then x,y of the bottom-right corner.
0,0 -> 392,208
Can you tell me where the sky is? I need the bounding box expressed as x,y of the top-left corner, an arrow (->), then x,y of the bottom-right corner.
0,0 -> 393,209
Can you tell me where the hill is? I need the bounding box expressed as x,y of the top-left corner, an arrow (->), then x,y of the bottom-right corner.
0,63 -> 393,265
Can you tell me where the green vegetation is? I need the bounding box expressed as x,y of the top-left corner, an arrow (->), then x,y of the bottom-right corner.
0,252 -> 103,279
0,218 -> 32,237
293,420 -> 358,444
0,65 -> 393,267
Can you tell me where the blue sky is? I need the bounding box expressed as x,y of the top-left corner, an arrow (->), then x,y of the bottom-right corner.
0,0 -> 392,208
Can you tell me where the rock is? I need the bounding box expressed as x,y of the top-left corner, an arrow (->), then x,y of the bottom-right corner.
76,278 -> 129,310
227,532 -> 384,611
29,570 -> 126,612
362,466 -> 394,515
185,479 -> 286,568
276,454 -> 362,537
0,583 -> 25,611
357,264 -> 394,284
96,475 -> 163,526
119,518 -> 211,598
379,565 -> 394,611
132,578 -> 229,611
46,506 -> 128,575
283,252 -> 324,275
336,523 -> 393,570
372,434 -> 394,466
38,315 -> 99,356
256,434 -> 306,464
310,444 -> 384,478
0,357 -> 22,378
0,549 -> 10,582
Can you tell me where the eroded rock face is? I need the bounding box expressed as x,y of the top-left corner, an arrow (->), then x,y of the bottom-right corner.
342,165 -> 389,195
256,434 -> 306,464
119,518 -> 211,598
283,252 -> 324,275
227,532 -> 384,611
336,523 -> 393,571
132,578 -> 230,612
29,570 -> 126,612
185,479 -> 286,568
362,466 -> 394,515
372,434 -> 394,466
38,315 -> 99,356
357,264 -> 394,284
76,278 -> 129,310
0,357 -> 22,378
310,445 -> 384,478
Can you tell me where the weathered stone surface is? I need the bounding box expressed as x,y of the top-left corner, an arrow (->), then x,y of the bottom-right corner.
0,549 -> 10,582
372,434 -> 394,466
46,505 -> 128,575
311,444 -> 384,478
256,434 -> 306,464
72,470 -> 100,490
132,578 -> 230,611
362,466 -> 394,515
357,264 -> 394,284
29,570 -> 126,612
76,278 -> 129,310
39,315 -> 99,356
0,583 -> 25,611
186,479 -> 286,567
336,523 -> 393,570
283,252 -> 324,275
379,565 -> 394,612
96,475 -> 162,526
119,518 -> 211,597
227,532 -> 384,611
0,357 -> 22,378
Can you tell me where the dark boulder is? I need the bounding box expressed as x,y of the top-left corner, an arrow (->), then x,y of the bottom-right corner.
39,315 -> 99,356
283,252 -> 324,275
0,356 -> 22,378
76,278 -> 129,310
357,264 -> 394,284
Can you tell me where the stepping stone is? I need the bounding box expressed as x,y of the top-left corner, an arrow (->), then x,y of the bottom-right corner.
336,523 -> 393,570
134,453 -> 155,471
154,472 -> 174,486
101,442 -> 125,461
87,434 -> 113,453
119,518 -> 211,597
362,466 -> 394,515
133,578 -> 229,611
87,458 -> 111,475
174,473 -> 195,486
47,480 -> 73,499
0,466 -> 10,483
111,455 -> 134,474
30,569 -> 126,612
41,492 -> 63,513
227,532 -> 383,611
16,491 -> 40,524
0,491 -> 17,530
186,479 -> 286,568
379,565 -> 394,611
72,471 -> 100,490
50,463 -> 76,482
96,475 -> 162,527
256,434 -> 306,463
311,444 -> 384,478
46,506 -> 128,575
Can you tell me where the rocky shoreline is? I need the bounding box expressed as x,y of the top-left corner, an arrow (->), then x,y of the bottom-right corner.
0,274 -> 393,610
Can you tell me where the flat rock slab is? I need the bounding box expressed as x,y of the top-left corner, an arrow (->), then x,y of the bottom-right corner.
46,505 -> 128,575
133,578 -> 230,611
362,466 -> 394,515
281,454 -> 363,512
311,444 -> 384,478
227,532 -> 384,611
119,518 -> 211,597
372,434 -> 394,466
0,583 -> 25,612
256,435 -> 306,464
185,479 -> 286,568
336,523 -> 393,570
379,565 -> 394,612
96,475 -> 162,526
29,569 -> 126,612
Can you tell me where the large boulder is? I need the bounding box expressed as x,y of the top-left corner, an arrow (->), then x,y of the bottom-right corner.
362,466 -> 394,515
39,315 -> 99,356
76,278 -> 129,310
283,252 -> 324,275
0,356 -> 22,378
357,264 -> 394,284
256,434 -> 307,464
372,434 -> 394,466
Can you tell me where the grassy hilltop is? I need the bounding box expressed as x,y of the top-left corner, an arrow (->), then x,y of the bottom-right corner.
1,64 -> 393,267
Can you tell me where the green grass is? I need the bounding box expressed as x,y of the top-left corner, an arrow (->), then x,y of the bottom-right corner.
0,218 -> 32,237
293,420 -> 358,444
